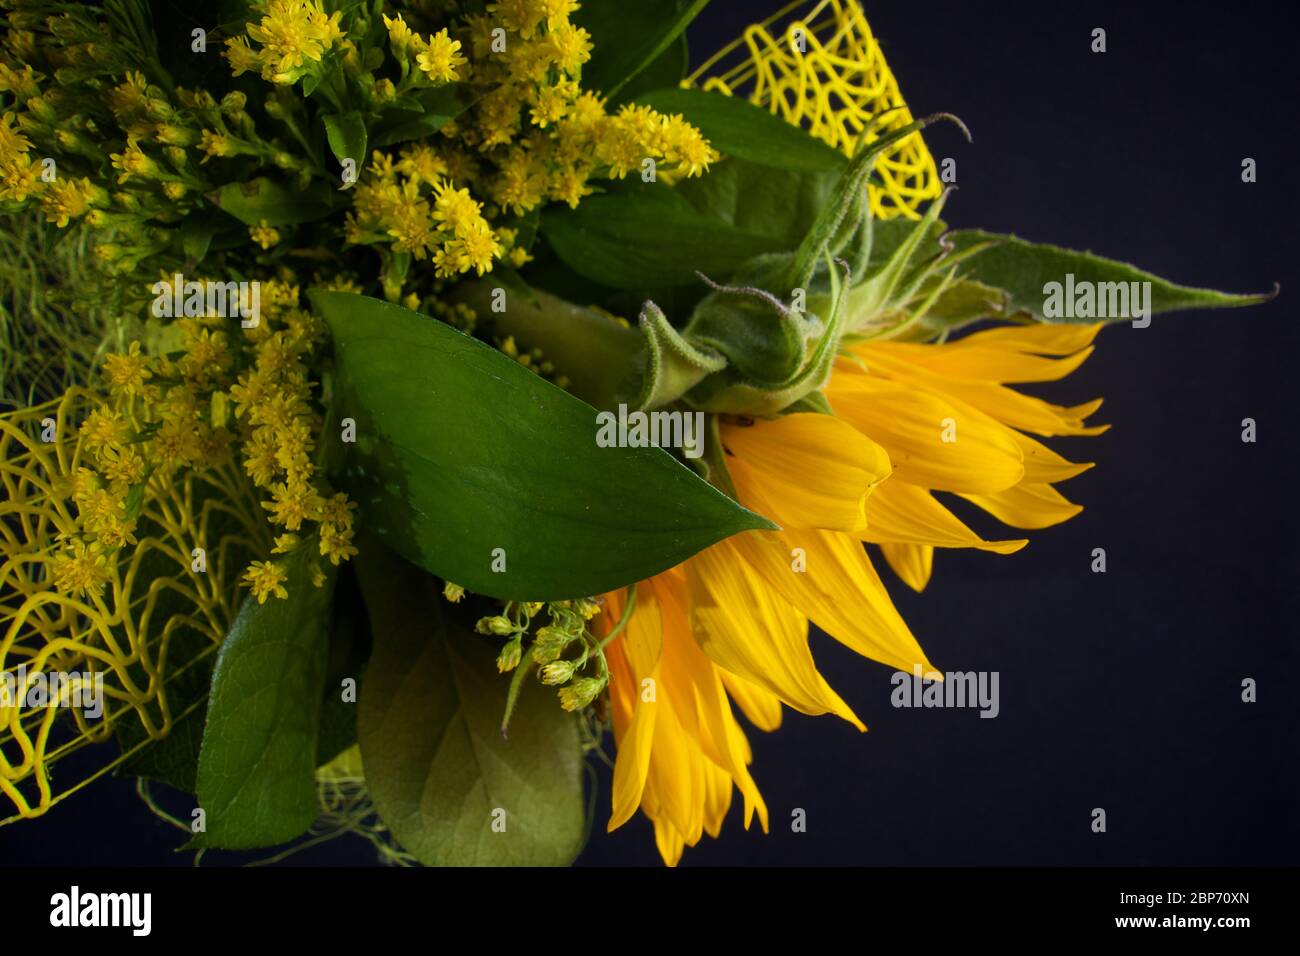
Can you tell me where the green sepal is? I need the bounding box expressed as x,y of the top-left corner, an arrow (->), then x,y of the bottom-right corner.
634,301 -> 726,410
782,113 -> 967,293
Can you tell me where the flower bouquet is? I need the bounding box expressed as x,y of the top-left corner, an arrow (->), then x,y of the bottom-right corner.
0,0 -> 1272,867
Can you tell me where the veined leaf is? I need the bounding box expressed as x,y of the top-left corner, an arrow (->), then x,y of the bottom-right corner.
192,544 -> 336,849
616,31 -> 688,104
355,539 -> 585,866
949,230 -> 1277,322
322,110 -> 367,169
542,189 -> 784,290
577,0 -> 710,99
309,290 -> 774,601
674,158 -> 840,252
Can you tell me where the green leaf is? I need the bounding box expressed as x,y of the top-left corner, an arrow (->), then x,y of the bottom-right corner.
542,188 -> 784,290
615,31 -> 688,104
577,0 -> 710,99
949,230 -> 1277,323
192,544 -> 336,849
212,177 -> 335,226
180,218 -> 218,264
635,88 -> 846,173
355,539 -> 584,866
674,158 -> 839,250
322,110 -> 368,168
309,290 -> 774,601
370,84 -> 477,149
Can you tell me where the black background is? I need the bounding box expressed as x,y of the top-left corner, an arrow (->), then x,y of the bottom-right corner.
2,0 -> 1296,868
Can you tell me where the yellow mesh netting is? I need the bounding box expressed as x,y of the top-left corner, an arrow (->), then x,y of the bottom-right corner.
689,0 -> 941,220
0,391 -> 261,821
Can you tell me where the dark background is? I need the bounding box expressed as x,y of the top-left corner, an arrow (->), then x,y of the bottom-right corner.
3,0 -> 1296,867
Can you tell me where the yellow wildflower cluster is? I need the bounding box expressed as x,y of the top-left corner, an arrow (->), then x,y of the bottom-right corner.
347,151 -> 504,278
224,278 -> 360,597
280,1 -> 714,289
226,0 -> 346,85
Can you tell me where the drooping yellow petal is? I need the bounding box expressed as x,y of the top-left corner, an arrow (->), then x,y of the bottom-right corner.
686,537 -> 865,730
723,412 -> 891,532
726,486 -> 936,681
652,811 -> 686,868
962,482 -> 1083,529
719,670 -> 784,732
1010,429 -> 1094,483
880,541 -> 934,592
827,373 -> 1024,493
861,478 -> 1027,554
702,760 -> 734,839
606,644 -> 659,832
652,575 -> 769,831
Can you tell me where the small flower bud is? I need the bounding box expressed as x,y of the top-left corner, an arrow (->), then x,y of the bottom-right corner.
496,637 -> 522,673
539,659 -> 577,685
558,677 -> 605,712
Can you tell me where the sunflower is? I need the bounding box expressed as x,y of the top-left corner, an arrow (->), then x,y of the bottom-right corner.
599,321 -> 1105,864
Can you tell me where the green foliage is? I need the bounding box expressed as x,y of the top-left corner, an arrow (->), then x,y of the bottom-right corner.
192,544 -> 336,849
310,290 -> 774,602
355,539 -> 585,866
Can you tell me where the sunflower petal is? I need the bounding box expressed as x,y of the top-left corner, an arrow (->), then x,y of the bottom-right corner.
687,538 -> 866,729
827,374 -> 1025,493
962,482 -> 1083,529
881,541 -> 934,592
861,478 -> 1027,554
723,413 -> 891,532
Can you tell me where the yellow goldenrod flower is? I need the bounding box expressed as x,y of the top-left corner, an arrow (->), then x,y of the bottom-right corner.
245,0 -> 341,83
244,559 -> 289,603
600,323 -> 1105,864
100,341 -> 152,398
0,110 -> 30,160
416,29 -> 467,84
250,219 -> 281,249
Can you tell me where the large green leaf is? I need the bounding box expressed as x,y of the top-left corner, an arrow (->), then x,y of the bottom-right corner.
355,539 -> 584,866
192,544 -> 336,849
577,0 -> 709,99
635,88 -> 846,173
310,290 -> 773,601
542,188 -> 784,290
212,177 -> 336,226
674,158 -> 839,251
949,230 -> 1276,322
